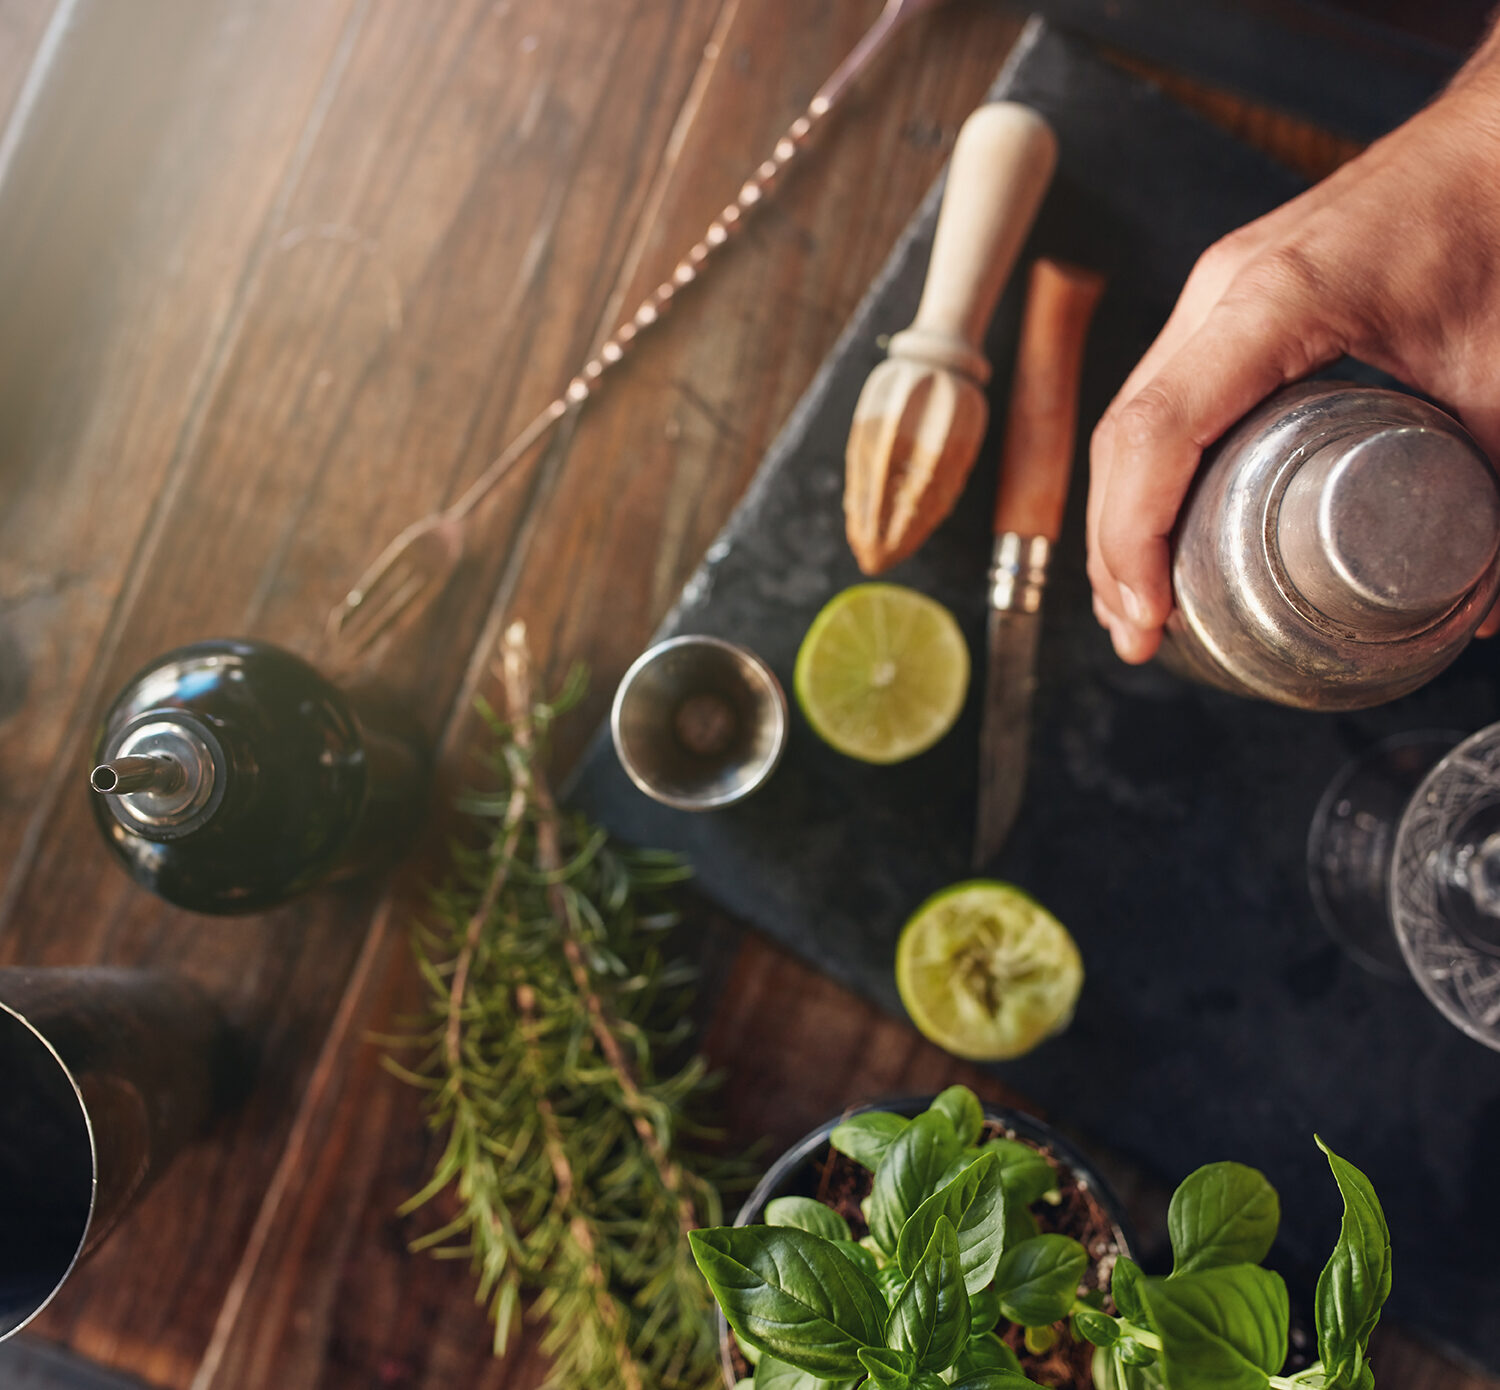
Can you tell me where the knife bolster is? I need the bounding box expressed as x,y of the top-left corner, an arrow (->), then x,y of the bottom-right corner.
989,532 -> 1051,613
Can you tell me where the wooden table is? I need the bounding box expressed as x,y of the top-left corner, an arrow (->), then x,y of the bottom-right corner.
0,2 -> 1493,1387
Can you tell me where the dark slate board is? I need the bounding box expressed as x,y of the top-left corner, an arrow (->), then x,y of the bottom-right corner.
569,21 -> 1500,1374
1024,0 -> 1473,141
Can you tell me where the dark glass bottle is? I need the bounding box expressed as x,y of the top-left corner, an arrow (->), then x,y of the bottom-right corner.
89,639 -> 429,914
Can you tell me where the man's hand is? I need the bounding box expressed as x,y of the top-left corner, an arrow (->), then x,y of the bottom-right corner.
1087,38 -> 1500,662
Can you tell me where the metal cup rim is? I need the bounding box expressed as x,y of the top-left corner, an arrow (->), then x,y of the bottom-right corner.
610,635 -> 789,810
0,998 -> 99,1343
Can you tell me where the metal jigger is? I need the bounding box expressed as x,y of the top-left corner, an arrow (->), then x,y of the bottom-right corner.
0,968 -> 240,1340
611,636 -> 788,810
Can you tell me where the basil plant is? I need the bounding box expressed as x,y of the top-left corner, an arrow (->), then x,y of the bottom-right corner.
689,1087 -> 1393,1390
1085,1136 -> 1391,1390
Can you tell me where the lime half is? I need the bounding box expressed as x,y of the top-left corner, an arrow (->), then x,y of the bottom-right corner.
794,583 -> 969,764
896,881 -> 1083,1061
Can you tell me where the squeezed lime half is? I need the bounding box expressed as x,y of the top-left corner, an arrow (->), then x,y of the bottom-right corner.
896,880 -> 1083,1061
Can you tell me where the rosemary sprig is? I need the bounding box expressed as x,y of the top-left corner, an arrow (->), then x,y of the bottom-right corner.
386,622 -> 743,1389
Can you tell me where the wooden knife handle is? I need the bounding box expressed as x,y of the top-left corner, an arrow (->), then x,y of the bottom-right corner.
900,102 -> 1057,378
992,258 -> 1106,540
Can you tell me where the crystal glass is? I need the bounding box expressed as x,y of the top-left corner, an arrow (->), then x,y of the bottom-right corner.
1308,724 -> 1500,1048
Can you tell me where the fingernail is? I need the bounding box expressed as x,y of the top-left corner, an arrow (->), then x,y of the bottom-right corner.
1092,595 -> 1110,628
1119,585 -> 1148,626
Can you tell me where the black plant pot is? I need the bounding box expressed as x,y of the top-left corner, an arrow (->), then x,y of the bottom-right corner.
717,1096 -> 1138,1390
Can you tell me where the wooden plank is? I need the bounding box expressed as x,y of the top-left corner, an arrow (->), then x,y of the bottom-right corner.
0,8 -> 365,1382
1369,1329 -> 1500,1390
0,0 -> 358,915
0,1337 -> 147,1390
0,0 -> 57,139
2,0 -> 782,1382
1,1 -> 1490,1386
182,5 -> 1030,1384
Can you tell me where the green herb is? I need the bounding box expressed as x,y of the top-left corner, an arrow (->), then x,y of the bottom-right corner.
692,1088 -> 1086,1390
1167,1162 -> 1281,1275
767,1196 -> 854,1243
894,1151 -> 1005,1292
830,1112 -> 911,1172
692,1088 -> 1395,1390
887,1217 -> 971,1371
1087,1136 -> 1392,1390
993,1234 -> 1090,1329
386,623 -> 745,1390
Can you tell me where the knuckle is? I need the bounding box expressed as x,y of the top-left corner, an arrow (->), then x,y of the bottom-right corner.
1195,229 -> 1252,278
1233,242 -> 1330,315
1188,225 -> 1263,291
1227,245 -> 1357,377
1112,383 -> 1183,455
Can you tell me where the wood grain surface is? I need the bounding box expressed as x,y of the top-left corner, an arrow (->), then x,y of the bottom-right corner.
0,2 -> 1491,1388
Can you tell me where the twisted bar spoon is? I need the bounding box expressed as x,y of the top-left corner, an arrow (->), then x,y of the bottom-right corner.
326,0 -> 952,655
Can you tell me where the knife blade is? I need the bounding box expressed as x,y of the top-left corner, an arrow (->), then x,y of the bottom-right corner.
973,259 -> 1105,868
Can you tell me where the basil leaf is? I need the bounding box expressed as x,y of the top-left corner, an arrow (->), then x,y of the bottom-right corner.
833,1239 -> 880,1280
831,1112 -> 910,1172
1111,1256 -> 1152,1330
689,1227 -> 886,1377
969,1287 -> 1003,1336
895,1152 -> 1007,1295
1169,1162 -> 1281,1275
876,1262 -> 907,1303
766,1196 -> 853,1243
736,1329 -> 763,1367
954,1332 -> 1024,1376
977,1138 -> 1058,1207
1313,1138 -> 1391,1389
1004,1201 -> 1039,1251
886,1216 -> 971,1373
869,1112 -> 963,1254
1073,1307 -> 1122,1347
949,1373 -> 1048,1390
993,1234 -> 1089,1328
753,1353 -> 855,1390
1117,1336 -> 1158,1366
859,1345 -> 915,1388
859,1346 -> 914,1374
930,1085 -> 985,1145
1141,1265 -> 1289,1389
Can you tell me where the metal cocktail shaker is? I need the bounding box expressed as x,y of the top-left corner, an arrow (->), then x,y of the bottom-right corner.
0,967 -> 239,1340
1164,382 -> 1500,709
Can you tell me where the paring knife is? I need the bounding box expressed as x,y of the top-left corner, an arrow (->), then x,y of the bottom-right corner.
973,258 -> 1105,868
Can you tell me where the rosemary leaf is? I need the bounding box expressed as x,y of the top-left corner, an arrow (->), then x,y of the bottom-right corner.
388,623 -> 747,1390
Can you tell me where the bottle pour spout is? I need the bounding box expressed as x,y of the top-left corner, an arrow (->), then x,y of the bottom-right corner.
92,715 -> 222,834
91,755 -> 186,796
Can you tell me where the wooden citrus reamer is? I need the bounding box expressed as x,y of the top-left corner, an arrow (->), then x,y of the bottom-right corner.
844,101 -> 1057,574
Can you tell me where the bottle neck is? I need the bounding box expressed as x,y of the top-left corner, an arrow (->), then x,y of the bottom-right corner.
92,712 -> 226,840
